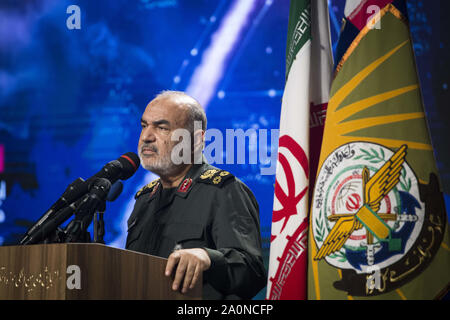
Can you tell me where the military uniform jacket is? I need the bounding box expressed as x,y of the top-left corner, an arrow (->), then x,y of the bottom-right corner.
126,161 -> 267,299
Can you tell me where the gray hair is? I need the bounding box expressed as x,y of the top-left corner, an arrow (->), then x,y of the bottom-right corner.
154,90 -> 207,133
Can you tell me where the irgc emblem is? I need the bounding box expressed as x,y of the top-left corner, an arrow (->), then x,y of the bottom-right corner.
312,142 -> 446,296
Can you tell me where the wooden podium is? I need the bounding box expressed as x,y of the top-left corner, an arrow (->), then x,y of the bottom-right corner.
0,243 -> 201,300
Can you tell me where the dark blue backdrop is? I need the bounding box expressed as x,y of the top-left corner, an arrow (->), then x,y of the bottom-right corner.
0,0 -> 448,299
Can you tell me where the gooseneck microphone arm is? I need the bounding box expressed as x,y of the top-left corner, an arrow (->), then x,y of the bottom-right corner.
19,177 -> 87,245
21,197 -> 83,245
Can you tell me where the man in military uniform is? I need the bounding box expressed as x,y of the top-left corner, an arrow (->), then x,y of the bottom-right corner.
126,91 -> 266,299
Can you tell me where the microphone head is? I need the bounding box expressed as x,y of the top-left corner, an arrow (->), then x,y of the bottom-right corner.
117,152 -> 140,180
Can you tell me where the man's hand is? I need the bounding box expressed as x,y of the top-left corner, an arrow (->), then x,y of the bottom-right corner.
165,248 -> 211,294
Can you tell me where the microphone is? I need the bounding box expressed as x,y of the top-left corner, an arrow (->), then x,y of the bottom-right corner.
19,152 -> 140,245
22,178 -> 112,245
107,181 -> 123,202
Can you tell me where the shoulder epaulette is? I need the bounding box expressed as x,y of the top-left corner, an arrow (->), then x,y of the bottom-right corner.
197,169 -> 235,187
135,178 -> 160,199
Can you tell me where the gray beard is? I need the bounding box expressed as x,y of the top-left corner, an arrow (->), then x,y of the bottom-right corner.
138,150 -> 178,177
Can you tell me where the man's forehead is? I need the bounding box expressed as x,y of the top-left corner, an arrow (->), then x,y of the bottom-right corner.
142,96 -> 188,123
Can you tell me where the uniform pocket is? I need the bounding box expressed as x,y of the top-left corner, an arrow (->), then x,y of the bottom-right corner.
163,222 -> 205,249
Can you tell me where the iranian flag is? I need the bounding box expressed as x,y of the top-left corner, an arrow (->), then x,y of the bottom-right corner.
266,0 -> 333,300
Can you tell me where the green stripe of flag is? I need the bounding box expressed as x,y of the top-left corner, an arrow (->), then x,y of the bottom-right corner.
286,0 -> 311,80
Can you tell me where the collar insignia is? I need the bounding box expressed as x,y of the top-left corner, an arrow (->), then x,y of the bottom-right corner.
177,178 -> 193,193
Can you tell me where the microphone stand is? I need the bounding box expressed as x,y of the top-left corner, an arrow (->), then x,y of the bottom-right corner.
93,180 -> 122,243
62,178 -> 111,243
93,211 -> 105,244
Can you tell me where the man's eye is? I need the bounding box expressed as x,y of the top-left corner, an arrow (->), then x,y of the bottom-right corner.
141,123 -> 147,129
159,126 -> 169,131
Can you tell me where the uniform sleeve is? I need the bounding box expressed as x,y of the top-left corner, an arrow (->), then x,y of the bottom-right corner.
202,179 -> 267,299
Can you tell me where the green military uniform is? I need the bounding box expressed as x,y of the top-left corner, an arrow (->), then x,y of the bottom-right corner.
126,159 -> 267,299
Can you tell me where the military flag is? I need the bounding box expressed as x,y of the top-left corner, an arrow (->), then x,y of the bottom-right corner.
267,0 -> 332,300
308,0 -> 450,299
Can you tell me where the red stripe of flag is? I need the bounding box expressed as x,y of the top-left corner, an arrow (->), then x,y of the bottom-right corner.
348,0 -> 394,30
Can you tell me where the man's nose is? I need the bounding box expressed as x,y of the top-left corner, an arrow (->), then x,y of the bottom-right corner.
141,126 -> 156,143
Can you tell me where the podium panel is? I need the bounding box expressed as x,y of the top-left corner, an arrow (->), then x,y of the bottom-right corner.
0,243 -> 201,300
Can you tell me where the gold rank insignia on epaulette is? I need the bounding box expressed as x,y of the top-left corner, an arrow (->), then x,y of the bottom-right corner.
135,178 -> 160,199
197,169 -> 234,187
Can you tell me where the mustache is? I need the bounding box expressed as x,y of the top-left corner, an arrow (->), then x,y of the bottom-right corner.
140,143 -> 158,154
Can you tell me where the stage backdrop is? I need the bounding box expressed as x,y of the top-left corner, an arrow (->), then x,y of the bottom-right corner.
0,0 -> 448,299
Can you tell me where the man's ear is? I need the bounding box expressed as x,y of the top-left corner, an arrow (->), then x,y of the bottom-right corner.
193,129 -> 205,164
193,129 -> 205,149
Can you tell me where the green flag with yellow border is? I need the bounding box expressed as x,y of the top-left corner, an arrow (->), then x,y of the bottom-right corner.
308,0 -> 449,300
